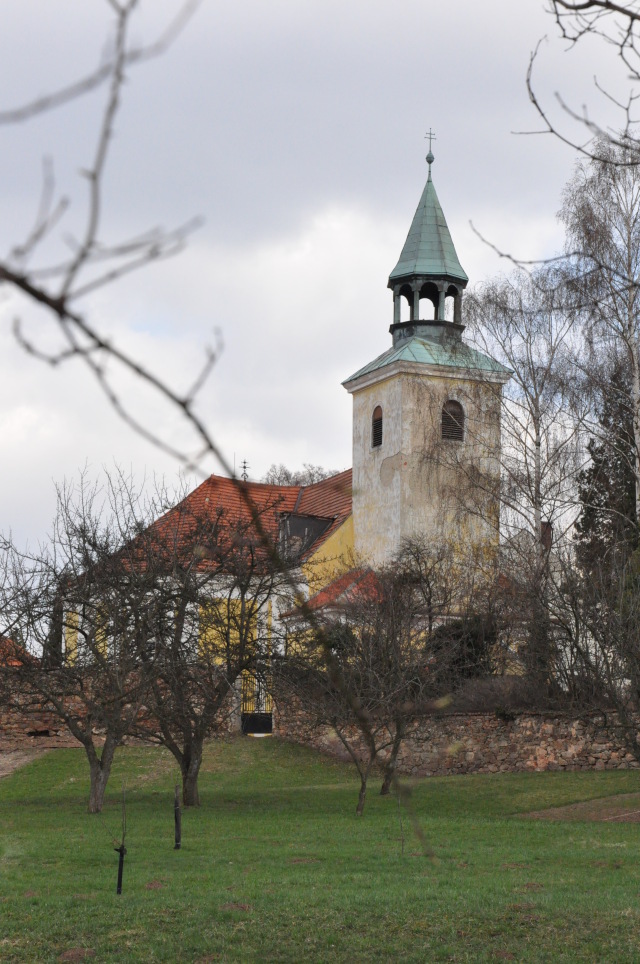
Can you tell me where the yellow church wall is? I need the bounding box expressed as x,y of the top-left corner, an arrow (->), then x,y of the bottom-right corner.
303,514 -> 354,596
199,598 -> 258,662
95,608 -> 108,659
64,611 -> 78,665
200,598 -> 272,714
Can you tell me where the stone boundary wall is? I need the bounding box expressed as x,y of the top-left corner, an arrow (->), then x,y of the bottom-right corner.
0,706 -> 81,750
4,698 -> 640,773
273,701 -> 640,774
0,696 -> 238,753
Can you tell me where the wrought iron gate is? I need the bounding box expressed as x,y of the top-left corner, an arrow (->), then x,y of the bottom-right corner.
241,667 -> 273,734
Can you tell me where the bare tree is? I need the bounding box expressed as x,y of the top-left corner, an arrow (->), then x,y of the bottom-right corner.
261,465 -> 340,486
532,534 -> 640,759
523,2 -> 640,165
550,1 -> 640,71
560,137 -> 640,523
0,470 -> 157,813
0,469 -> 302,810
0,5 -> 309,661
0,1 -> 229,473
464,268 -> 588,685
130,485 -> 295,806
278,539 -> 493,815
467,268 -> 584,544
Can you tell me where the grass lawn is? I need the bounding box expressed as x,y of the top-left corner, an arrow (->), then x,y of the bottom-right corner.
2,739 -> 640,962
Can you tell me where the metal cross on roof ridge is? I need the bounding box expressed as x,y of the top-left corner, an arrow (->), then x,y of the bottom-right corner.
425,128 -> 436,152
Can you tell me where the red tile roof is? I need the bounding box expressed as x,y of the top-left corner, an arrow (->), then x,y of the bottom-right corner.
283,567 -> 380,618
297,469 -> 352,519
0,637 -> 34,667
304,568 -> 371,610
147,470 -> 352,566
296,469 -> 352,556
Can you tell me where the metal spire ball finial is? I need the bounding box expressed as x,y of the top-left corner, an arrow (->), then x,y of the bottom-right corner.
424,128 -> 436,177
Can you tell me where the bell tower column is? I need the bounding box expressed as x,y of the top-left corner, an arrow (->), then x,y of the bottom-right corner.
343,139 -> 511,566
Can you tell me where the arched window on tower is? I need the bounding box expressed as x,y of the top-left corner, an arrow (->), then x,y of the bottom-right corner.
372,406 -> 383,448
441,400 -> 464,441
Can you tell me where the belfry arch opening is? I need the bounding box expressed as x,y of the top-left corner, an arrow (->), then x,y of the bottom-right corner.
394,283 -> 465,325
444,284 -> 461,323
399,284 -> 412,322
419,282 -> 438,320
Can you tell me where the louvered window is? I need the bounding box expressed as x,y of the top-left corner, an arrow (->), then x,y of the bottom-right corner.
442,400 -> 464,441
372,406 -> 383,448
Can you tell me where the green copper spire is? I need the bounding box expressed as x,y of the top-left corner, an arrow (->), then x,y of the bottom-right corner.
388,151 -> 468,285
387,143 -> 469,330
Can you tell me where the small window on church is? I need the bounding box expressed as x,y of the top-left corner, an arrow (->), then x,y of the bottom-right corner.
372,406 -> 383,448
442,400 -> 464,441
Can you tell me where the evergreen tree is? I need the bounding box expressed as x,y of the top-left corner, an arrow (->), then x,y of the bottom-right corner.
575,362 -> 638,572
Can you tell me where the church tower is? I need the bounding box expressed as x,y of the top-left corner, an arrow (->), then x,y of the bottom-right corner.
343,147 -> 511,566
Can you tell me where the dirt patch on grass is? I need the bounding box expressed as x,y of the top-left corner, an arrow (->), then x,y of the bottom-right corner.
0,750 -> 45,780
524,791 -> 640,822
58,950 -> 95,962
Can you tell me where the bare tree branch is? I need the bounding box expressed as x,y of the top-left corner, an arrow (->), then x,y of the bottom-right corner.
0,0 -> 203,124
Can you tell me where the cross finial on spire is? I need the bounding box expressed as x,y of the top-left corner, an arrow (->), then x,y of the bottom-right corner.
424,128 -> 436,178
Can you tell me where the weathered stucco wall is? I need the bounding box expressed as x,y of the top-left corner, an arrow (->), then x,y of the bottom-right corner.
351,374 -> 404,565
350,370 -> 503,567
274,703 -> 640,774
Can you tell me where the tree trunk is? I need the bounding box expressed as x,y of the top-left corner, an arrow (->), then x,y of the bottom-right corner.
355,775 -> 367,816
86,735 -> 118,814
181,743 -> 203,807
525,407 -> 553,692
380,770 -> 393,796
380,726 -> 405,796
43,591 -> 64,669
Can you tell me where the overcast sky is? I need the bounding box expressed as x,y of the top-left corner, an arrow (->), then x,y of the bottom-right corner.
0,0 -> 630,544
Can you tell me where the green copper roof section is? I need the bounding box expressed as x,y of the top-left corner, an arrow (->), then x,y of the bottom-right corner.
388,165 -> 468,285
343,334 -> 511,385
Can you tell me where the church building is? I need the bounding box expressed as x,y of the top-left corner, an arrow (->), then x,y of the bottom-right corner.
343,147 -> 511,567
178,148 -> 510,586
65,151 -> 510,732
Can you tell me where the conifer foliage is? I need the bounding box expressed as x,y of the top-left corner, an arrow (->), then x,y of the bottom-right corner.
575,361 -> 638,573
